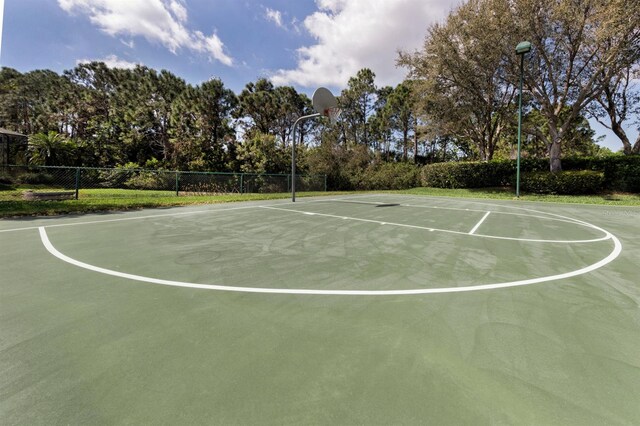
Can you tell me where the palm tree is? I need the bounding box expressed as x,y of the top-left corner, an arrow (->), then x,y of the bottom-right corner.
28,131 -> 70,166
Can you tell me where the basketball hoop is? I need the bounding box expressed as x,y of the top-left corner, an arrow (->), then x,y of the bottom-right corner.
291,87 -> 339,202
313,87 -> 338,115
325,106 -> 342,125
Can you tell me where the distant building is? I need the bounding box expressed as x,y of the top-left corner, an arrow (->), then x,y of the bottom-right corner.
0,128 -> 28,165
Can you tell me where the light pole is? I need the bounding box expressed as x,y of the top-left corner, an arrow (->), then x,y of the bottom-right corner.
515,41 -> 531,198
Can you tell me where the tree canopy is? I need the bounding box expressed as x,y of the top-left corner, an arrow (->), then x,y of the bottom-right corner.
1,0 -> 637,183
400,0 -> 640,170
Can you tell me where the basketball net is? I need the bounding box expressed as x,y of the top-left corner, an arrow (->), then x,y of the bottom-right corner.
325,107 -> 342,125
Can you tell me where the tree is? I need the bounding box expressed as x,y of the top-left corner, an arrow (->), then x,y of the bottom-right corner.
0,68 -> 68,135
236,79 -> 314,148
28,131 -> 76,166
368,86 -> 393,157
386,82 -> 418,161
0,67 -> 23,130
170,78 -> 237,170
197,78 -> 238,168
236,132 -> 288,174
63,62 -> 121,165
588,65 -> 640,154
507,0 -> 640,170
399,0 -> 517,161
272,86 -> 314,148
401,0 -> 640,169
306,136 -> 374,190
111,67 -> 188,165
339,68 -> 377,147
236,79 -> 279,136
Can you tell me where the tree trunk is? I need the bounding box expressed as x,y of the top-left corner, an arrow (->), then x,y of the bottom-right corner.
413,124 -> 419,164
610,120 -> 632,155
442,139 -> 447,162
479,143 -> 487,162
549,141 -> 562,172
402,129 -> 408,161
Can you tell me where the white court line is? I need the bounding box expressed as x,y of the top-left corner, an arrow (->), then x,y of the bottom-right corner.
325,199 -> 383,205
469,211 -> 491,235
339,196 -> 637,240
38,226 -> 623,296
0,198 -> 342,234
0,193 -> 607,234
258,205 -> 609,244
2,195 -> 610,244
380,192 -> 640,210
321,199 -> 603,227
0,202 -> 287,234
0,209 -> 219,234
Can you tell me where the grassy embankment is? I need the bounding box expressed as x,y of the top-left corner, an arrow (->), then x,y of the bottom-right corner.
1,186 -> 639,217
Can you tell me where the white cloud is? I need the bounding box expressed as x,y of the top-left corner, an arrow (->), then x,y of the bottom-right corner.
265,7 -> 284,29
58,0 -> 233,66
168,0 -> 187,23
77,54 -> 140,69
271,0 -> 460,88
290,17 -> 303,34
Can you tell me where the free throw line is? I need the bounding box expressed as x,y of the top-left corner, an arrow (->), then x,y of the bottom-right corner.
258,205 -> 608,244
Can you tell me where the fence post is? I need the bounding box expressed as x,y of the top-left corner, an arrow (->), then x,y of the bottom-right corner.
75,168 -> 81,200
175,171 -> 180,196
287,174 -> 291,192
324,175 -> 327,192
240,173 -> 244,194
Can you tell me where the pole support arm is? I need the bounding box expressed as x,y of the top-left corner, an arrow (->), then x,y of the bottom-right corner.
291,113 -> 321,202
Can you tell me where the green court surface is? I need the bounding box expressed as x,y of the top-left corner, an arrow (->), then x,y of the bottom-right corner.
1,194 -> 639,424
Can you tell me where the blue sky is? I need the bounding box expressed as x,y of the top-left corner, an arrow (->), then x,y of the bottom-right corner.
0,0 -> 636,151
1,0 -> 318,91
1,0 -> 452,94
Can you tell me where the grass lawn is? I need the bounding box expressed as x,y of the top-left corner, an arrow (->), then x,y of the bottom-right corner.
399,187 -> 640,206
1,186 -> 639,217
0,187 -> 348,217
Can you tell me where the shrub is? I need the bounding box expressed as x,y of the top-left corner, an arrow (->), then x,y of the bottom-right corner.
179,173 -> 241,194
0,173 -> 15,185
520,170 -> 604,194
124,171 -> 173,190
16,172 -> 55,185
600,156 -> 640,192
96,168 -> 134,188
551,156 -> 640,192
518,158 -> 550,173
420,161 -> 513,188
355,162 -> 420,190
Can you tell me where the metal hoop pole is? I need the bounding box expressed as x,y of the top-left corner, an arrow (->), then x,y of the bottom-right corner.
291,113 -> 321,202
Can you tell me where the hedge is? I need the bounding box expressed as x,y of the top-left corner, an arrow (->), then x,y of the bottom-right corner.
519,170 -> 605,194
420,161 -> 514,189
421,155 -> 640,193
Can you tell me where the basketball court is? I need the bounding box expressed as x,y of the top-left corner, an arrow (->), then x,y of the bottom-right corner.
1,194 -> 639,424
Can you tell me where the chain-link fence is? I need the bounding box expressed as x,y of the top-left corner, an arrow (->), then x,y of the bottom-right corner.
0,165 -> 326,199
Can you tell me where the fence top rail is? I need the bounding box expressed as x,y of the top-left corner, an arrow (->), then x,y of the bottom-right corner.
3,164 -> 325,179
